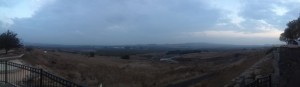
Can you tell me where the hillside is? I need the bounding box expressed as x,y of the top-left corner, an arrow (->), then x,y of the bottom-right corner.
21,48 -> 268,87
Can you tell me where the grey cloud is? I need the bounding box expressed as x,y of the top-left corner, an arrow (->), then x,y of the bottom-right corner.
4,0 -> 293,45
11,0 -> 222,45
239,0 -> 300,30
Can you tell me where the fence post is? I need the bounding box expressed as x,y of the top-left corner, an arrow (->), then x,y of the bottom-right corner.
269,75 -> 272,87
241,76 -> 246,87
5,61 -> 7,83
256,79 -> 259,87
40,69 -> 43,86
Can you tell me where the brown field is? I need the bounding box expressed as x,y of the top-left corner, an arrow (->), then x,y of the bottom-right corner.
21,49 -> 268,87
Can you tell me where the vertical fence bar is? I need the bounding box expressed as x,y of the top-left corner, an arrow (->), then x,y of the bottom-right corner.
5,61 -> 7,84
269,75 -> 272,87
1,61 -> 83,87
40,69 -> 43,87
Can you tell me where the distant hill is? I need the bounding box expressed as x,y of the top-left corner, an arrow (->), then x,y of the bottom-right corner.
157,43 -> 266,49
24,42 -> 270,51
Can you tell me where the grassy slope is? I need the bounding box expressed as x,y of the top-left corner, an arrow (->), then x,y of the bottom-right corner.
193,51 -> 267,87
22,49 -> 267,87
22,50 -> 208,87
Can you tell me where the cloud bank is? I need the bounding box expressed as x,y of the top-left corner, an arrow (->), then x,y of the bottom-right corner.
0,0 -> 54,28
1,0 -> 298,45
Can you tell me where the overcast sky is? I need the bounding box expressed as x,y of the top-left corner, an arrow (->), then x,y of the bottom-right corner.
0,0 -> 299,45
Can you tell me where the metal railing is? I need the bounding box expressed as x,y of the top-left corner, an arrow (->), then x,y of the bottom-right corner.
0,60 -> 83,87
245,75 -> 272,87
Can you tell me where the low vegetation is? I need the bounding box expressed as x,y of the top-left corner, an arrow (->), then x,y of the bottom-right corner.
166,50 -> 202,55
22,48 -> 268,87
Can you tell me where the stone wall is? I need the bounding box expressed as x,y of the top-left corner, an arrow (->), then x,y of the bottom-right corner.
225,47 -> 300,87
225,53 -> 273,87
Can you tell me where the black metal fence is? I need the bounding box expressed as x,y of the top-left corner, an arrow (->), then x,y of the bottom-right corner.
245,75 -> 272,87
0,61 -> 83,87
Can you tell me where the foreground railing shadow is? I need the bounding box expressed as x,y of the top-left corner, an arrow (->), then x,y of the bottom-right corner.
0,61 -> 83,87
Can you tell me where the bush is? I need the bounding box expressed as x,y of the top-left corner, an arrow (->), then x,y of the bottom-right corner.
121,55 -> 130,59
89,52 -> 95,57
265,48 -> 274,55
166,50 -> 202,55
26,47 -> 34,52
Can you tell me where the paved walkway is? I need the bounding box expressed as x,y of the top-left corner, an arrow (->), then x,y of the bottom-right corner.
0,54 -> 29,87
0,54 -> 24,60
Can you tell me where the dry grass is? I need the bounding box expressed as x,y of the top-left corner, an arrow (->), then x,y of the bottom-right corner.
258,55 -> 274,76
22,50 -> 208,87
21,49 -> 267,87
191,51 -> 267,87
